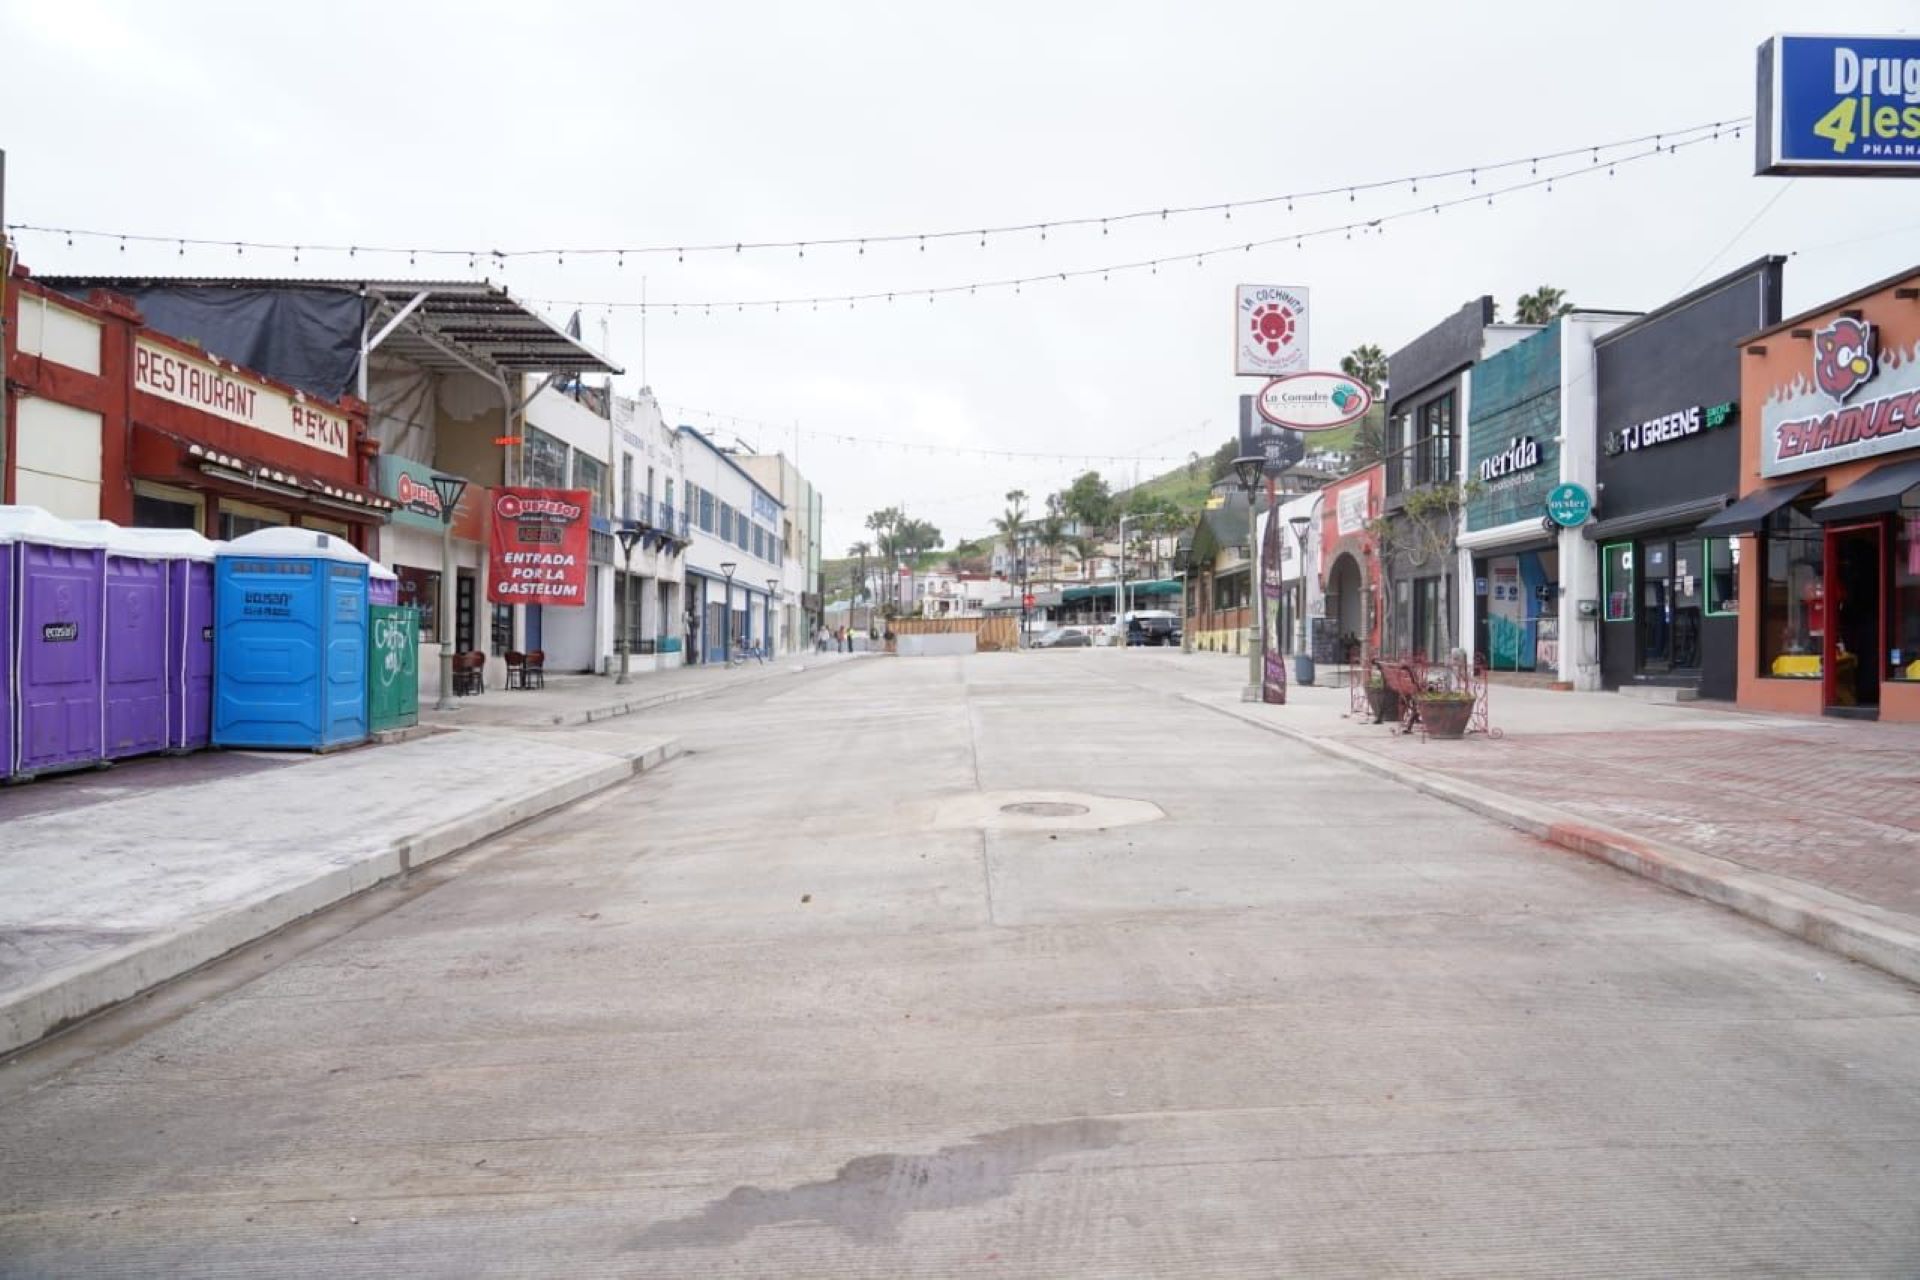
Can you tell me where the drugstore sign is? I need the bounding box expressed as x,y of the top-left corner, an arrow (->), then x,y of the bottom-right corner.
1757,34 -> 1920,176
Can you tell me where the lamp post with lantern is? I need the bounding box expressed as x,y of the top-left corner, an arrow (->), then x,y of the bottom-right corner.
1231,455 -> 1264,701
428,473 -> 468,711
614,523 -> 644,684
720,561 -> 737,664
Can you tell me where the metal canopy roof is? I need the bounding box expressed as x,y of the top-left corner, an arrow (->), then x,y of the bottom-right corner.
36,275 -> 621,381
361,280 -> 621,378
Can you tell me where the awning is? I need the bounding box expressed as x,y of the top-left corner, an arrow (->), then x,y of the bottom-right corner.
1584,495 -> 1732,542
1811,457 -> 1920,524
129,425 -> 395,523
1694,477 -> 1820,537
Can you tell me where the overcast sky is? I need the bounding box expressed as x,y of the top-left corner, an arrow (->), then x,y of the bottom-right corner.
5,0 -> 1917,553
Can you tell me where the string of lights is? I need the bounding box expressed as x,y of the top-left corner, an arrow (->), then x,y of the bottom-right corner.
532,124 -> 1743,316
4,117 -> 1747,270
668,403 -> 1208,466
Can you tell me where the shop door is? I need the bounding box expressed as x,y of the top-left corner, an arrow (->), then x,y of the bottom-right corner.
1639,540 -> 1705,674
1824,523 -> 1884,713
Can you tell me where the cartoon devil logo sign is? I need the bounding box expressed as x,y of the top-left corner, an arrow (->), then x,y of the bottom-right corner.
1812,316 -> 1877,404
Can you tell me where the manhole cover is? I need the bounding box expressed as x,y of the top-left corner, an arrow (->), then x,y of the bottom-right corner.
1000,801 -> 1090,817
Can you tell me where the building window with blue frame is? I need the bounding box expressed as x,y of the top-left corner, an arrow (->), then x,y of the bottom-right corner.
720,504 -> 733,541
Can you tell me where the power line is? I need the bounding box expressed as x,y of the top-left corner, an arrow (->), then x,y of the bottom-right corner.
668,402 -> 1197,465
4,116 -> 1747,271
532,124 -> 1741,316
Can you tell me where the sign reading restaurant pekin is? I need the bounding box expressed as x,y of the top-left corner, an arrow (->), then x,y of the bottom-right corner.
133,337 -> 350,457
1761,317 -> 1920,476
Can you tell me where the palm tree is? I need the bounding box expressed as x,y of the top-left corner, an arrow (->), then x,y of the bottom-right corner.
1339,344 -> 1388,396
1038,515 -> 1067,588
1514,286 -> 1573,325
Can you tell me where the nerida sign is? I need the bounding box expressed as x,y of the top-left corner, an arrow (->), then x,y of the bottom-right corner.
1256,373 -> 1373,431
1477,435 -> 1542,483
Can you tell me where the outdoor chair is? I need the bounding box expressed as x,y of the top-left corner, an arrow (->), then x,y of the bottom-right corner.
504,651 -> 527,690
525,649 -> 547,689
453,651 -> 486,696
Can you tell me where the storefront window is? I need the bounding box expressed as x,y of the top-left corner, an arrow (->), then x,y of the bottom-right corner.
1603,544 -> 1633,621
395,566 -> 440,642
1894,511 -> 1920,683
1705,537 -> 1739,616
523,426 -> 569,490
132,493 -> 200,530
490,604 -> 512,657
1759,503 -> 1823,678
574,454 -> 607,517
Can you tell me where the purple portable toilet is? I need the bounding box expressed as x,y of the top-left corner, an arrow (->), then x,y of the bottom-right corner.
0,507 -> 107,780
78,524 -> 220,753
369,561 -> 399,606
74,521 -> 172,760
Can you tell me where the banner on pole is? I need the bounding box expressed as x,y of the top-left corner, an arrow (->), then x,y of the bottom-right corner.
487,487 -> 592,607
1261,497 -> 1287,704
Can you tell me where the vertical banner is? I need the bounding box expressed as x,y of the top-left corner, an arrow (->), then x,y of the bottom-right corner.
1261,493 -> 1287,704
487,487 -> 592,607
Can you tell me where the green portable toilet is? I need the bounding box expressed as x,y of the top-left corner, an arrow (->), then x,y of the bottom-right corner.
367,604 -> 419,733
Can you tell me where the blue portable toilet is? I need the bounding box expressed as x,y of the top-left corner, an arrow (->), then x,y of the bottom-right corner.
213,528 -> 370,751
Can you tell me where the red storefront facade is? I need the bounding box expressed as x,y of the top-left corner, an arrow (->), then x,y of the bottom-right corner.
4,265 -> 391,542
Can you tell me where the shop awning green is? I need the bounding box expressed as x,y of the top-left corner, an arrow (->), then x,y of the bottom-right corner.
1811,457 -> 1920,524
1694,477 -> 1820,537
1060,578 -> 1182,603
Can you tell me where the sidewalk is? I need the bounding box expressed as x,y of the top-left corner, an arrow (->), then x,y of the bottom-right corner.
422,650 -> 874,729
0,727 -> 679,1057
1137,651 -> 1920,986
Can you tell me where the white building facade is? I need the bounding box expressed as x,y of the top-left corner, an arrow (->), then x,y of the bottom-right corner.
679,426 -> 786,662
739,451 -> 824,654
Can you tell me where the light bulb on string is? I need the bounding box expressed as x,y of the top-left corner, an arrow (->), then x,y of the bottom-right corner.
1470,170 -> 1477,186
119,236 -> 126,253
234,241 -> 241,256
859,240 -> 865,255
1101,219 -> 1108,235
1040,225 -> 1047,240
617,251 -> 624,269
919,236 -> 925,252
178,239 -> 185,256
798,244 -> 805,259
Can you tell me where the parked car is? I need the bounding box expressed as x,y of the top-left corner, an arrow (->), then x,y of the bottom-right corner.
1032,626 -> 1092,648
1125,610 -> 1181,646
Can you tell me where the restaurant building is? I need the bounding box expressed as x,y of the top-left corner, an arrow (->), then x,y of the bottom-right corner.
1587,258 -> 1785,700
1458,310 -> 1636,688
1703,265 -> 1920,722
1382,297 -> 1538,660
5,266 -> 391,540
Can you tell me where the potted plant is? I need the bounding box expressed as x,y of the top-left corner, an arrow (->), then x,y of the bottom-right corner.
1365,674 -> 1399,725
1416,688 -> 1475,739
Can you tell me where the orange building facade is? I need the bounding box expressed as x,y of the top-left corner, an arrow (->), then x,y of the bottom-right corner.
1716,266 -> 1920,723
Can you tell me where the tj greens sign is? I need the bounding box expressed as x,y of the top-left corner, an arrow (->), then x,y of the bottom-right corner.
1757,34 -> 1920,176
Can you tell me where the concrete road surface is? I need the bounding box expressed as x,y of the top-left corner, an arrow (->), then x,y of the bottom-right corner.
4,651 -> 1919,1277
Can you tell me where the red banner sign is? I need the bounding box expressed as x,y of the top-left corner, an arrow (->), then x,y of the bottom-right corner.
487,487 -> 592,607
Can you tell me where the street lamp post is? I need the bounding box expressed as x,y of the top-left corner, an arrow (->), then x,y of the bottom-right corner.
1288,513 -> 1314,685
1115,513 -> 1133,647
429,474 -> 468,711
614,523 -> 644,684
720,561 -> 737,664
1231,456 -> 1264,702
767,577 -> 779,658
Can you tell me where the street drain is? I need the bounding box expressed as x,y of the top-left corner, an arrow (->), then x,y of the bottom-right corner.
1000,801 -> 1090,818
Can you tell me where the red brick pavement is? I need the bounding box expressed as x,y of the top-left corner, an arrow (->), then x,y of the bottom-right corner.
1352,719 -> 1920,918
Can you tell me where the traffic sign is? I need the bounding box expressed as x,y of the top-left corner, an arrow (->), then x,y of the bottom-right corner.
1022,593 -> 1035,608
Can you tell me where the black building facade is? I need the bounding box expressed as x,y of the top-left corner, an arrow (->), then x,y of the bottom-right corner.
1381,297 -> 1495,658
1588,258 -> 1784,699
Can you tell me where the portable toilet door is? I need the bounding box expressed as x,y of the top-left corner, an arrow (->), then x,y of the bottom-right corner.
74,521 -> 171,760
0,507 -> 107,779
0,524 -> 10,780
81,525 -> 221,752
214,528 -> 370,751
367,604 -> 419,733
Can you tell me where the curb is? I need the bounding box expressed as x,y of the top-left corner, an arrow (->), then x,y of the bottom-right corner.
0,739 -> 681,1058
432,654 -> 875,730
1186,694 -> 1920,988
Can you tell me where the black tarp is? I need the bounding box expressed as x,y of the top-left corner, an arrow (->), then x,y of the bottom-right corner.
53,283 -> 366,400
